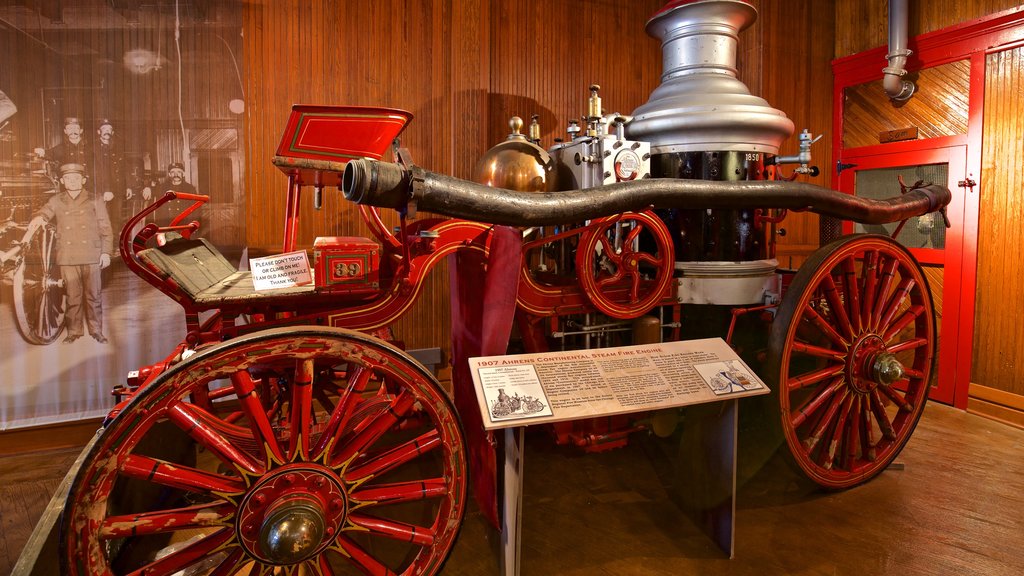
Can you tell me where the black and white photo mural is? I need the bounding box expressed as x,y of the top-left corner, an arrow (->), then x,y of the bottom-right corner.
0,0 -> 246,429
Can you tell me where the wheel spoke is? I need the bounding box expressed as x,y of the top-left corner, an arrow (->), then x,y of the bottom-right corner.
346,429 -> 441,481
869,389 -> 897,441
624,222 -> 644,246
844,395 -> 863,468
121,454 -> 245,494
883,304 -> 926,342
803,387 -> 849,454
637,252 -> 663,267
313,366 -> 373,458
231,370 -> 286,463
887,337 -> 929,354
125,528 -> 233,576
878,383 -> 915,412
331,391 -> 415,467
351,478 -> 449,505
791,340 -> 846,361
801,305 -> 849,348
821,274 -> 855,340
596,267 -> 624,286
98,501 -> 233,539
289,358 -> 316,459
877,277 -> 915,334
903,367 -> 925,379
869,256 -> 899,330
841,256 -> 862,333
168,403 -> 262,475
596,234 -> 620,266
859,395 -> 877,461
860,249 -> 879,326
348,513 -> 435,547
336,535 -> 398,576
628,267 -> 642,300
823,393 -> 855,470
787,363 -> 845,391
790,376 -> 845,428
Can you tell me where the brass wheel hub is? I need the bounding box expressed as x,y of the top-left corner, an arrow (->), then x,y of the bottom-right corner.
848,334 -> 905,393
236,464 -> 347,565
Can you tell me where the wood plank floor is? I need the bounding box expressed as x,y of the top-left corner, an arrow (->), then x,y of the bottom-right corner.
3,402 -> 1023,575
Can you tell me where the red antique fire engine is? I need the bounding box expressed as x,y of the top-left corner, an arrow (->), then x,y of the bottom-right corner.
57,1 -> 949,574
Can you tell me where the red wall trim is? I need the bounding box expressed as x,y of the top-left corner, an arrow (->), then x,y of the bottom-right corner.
831,6 -> 1022,409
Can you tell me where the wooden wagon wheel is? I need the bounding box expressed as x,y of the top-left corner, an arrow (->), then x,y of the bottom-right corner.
13,223 -> 65,344
575,210 -> 674,319
62,326 -> 467,576
768,234 -> 935,489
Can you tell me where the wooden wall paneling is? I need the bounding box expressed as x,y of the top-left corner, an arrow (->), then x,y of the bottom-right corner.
484,1 -> 664,151
973,46 -> 1024,398
842,60 -> 970,150
242,0 -> 458,354
834,0 -> 1024,57
747,0 -> 836,268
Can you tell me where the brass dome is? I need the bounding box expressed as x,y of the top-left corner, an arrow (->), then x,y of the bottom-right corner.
473,116 -> 554,193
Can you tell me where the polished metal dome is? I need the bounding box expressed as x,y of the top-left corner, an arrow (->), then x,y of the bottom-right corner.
473,116 -> 555,192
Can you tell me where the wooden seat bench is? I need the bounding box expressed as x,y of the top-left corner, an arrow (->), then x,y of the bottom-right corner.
137,237 -> 315,306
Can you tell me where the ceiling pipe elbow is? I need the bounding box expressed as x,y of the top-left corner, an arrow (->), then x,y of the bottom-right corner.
884,0 -> 916,101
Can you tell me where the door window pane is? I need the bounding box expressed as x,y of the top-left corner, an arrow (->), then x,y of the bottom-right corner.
853,164 -> 948,250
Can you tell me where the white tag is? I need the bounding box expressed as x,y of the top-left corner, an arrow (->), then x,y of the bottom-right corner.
249,250 -> 312,291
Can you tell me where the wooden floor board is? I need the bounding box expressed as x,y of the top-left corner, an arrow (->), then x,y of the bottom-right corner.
3,403 -> 1023,575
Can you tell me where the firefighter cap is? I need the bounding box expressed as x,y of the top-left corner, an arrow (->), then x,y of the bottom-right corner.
59,163 -> 86,175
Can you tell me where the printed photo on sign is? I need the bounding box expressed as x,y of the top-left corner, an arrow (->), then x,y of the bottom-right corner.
477,364 -> 553,422
0,2 -> 246,430
694,360 -> 765,396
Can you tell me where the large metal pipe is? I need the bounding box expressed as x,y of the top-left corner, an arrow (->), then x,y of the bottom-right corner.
342,158 -> 949,227
883,0 -> 915,101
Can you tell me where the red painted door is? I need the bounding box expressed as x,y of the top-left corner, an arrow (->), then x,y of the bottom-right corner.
837,144 -> 970,406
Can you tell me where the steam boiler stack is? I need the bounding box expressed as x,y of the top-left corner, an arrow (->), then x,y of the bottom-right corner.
628,0 -> 794,307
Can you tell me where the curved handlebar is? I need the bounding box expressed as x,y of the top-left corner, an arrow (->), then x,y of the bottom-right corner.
118,191 -> 210,304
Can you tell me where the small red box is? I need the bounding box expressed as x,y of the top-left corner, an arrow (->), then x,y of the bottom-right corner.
313,236 -> 380,293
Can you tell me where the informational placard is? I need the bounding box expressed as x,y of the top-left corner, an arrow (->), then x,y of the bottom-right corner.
470,338 -> 769,430
250,250 -> 313,290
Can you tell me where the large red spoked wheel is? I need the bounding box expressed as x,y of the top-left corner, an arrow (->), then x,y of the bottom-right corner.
576,210 -> 674,319
62,327 -> 467,575
768,234 -> 935,489
13,223 -> 65,344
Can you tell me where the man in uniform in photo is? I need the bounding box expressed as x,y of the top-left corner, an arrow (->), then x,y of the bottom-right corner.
35,117 -> 90,176
152,161 -> 199,225
92,119 -> 127,233
25,163 -> 113,343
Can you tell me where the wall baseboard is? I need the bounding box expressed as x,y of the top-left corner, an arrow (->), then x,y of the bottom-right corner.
968,383 -> 1024,430
0,418 -> 102,456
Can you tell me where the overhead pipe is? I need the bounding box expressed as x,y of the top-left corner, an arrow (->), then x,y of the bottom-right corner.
341,158 -> 950,227
883,0 -> 916,101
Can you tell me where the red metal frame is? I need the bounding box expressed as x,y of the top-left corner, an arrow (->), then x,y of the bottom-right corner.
831,5 -> 1024,409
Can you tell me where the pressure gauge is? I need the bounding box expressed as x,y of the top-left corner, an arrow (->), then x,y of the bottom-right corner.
614,149 -> 642,181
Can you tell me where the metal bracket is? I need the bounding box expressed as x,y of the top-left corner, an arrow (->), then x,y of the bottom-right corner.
836,160 -> 858,175
958,177 -> 977,191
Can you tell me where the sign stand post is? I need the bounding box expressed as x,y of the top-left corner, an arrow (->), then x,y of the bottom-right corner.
470,338 -> 763,575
